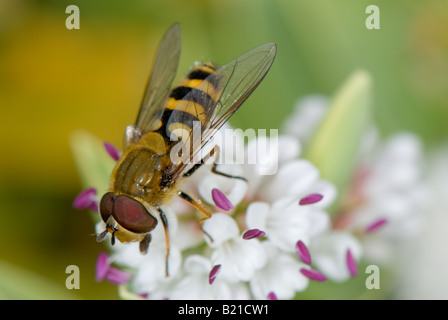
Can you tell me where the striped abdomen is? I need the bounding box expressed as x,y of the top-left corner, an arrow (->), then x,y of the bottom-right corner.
156,63 -> 221,144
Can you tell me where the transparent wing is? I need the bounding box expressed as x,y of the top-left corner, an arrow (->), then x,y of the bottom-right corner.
168,42 -> 277,178
124,23 -> 181,150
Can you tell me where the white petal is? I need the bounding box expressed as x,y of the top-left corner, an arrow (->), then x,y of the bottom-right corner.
365,133 -> 423,196
282,94 -> 329,143
394,150 -> 448,299
211,238 -> 267,283
183,254 -> 211,274
246,201 -> 270,231
381,133 -> 422,161
228,282 -> 252,300
262,160 -> 319,202
174,220 -> 204,251
311,231 -> 362,282
245,135 -> 280,176
266,197 -> 313,252
198,164 -> 248,207
170,276 -> 232,300
306,210 -> 331,237
250,243 -> 309,299
149,254 -> 237,300
306,180 -> 338,209
111,241 -> 147,268
131,245 -> 182,293
202,213 -> 239,247
169,272 -> 233,300
277,135 -> 301,163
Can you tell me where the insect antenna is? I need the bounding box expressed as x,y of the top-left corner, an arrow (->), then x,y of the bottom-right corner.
96,230 -> 108,242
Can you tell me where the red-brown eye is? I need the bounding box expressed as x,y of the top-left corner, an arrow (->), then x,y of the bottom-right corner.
112,195 -> 158,233
100,192 -> 115,223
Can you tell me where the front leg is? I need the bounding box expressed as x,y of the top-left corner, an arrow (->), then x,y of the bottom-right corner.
183,145 -> 247,181
158,208 -> 170,278
178,191 -> 214,242
178,191 -> 211,222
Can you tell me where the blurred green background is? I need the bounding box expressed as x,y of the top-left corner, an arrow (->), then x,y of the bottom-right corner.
0,0 -> 447,299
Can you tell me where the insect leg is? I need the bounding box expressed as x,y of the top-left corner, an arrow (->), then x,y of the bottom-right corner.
139,233 -> 152,254
183,145 -> 247,181
181,147 -> 217,178
182,162 -> 203,178
178,191 -> 212,221
178,191 -> 214,243
211,162 -> 247,181
158,208 -> 170,278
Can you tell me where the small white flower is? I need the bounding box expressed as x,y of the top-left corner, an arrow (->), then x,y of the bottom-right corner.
243,135 -> 301,197
198,163 -> 248,207
260,159 -> 337,205
150,255 -> 250,300
345,133 -> 430,263
282,95 -> 329,144
310,231 -> 362,282
202,213 -> 267,283
246,197 -> 330,252
394,146 -> 448,299
250,242 -> 309,299
284,94 -> 431,267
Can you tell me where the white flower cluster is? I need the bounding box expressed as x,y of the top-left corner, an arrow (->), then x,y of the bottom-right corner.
285,96 -> 430,267
75,94 -> 431,299
100,125 -> 342,299
395,147 -> 448,299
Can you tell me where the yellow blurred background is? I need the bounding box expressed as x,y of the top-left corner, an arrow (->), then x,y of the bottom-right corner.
0,0 -> 447,299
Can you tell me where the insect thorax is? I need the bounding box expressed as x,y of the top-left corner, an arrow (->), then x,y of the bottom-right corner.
112,146 -> 175,205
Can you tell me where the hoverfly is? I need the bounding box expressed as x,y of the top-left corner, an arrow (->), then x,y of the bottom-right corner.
97,23 -> 276,276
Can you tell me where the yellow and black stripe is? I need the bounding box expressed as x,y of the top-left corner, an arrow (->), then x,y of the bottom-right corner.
155,63 -> 221,144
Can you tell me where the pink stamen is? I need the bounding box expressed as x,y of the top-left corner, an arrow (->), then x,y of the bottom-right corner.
346,249 -> 358,277
95,252 -> 109,282
267,292 -> 278,300
299,193 -> 323,205
104,142 -> 121,161
105,267 -> 132,285
209,264 -> 221,285
364,218 -> 387,233
300,268 -> 327,282
73,188 -> 98,212
295,240 -> 311,265
242,229 -> 265,240
212,188 -> 233,211
95,251 -> 132,285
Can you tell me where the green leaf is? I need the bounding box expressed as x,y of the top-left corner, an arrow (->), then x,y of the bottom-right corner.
69,130 -> 115,195
0,260 -> 78,300
304,70 -> 372,208
117,284 -> 145,300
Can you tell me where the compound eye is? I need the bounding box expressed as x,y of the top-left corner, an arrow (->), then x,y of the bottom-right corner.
112,195 -> 158,233
99,192 -> 115,223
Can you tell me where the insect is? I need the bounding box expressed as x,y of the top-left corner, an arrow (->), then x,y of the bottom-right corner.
97,23 -> 276,276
